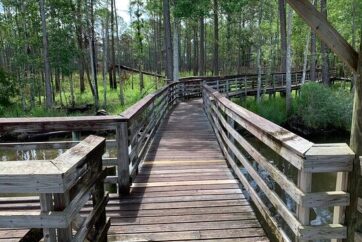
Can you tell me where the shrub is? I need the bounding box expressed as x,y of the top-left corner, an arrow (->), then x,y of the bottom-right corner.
295,82 -> 352,131
0,69 -> 17,106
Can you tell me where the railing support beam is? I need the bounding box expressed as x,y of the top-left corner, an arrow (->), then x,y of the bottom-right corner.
117,122 -> 130,194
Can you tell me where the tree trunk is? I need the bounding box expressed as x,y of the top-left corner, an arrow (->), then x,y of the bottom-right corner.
226,14 -> 232,74
110,0 -> 117,89
199,16 -> 205,76
320,0 -> 330,86
173,19 -> 179,81
193,24 -> 199,76
310,19 -> 317,81
213,0 -> 219,75
114,0 -> 124,105
301,31 -> 311,84
278,0 -> 287,73
102,12 -> 108,108
39,0 -> 53,109
256,1 -> 264,103
286,6 -> 293,114
76,0 -> 85,93
88,0 -> 99,110
163,0 -> 173,81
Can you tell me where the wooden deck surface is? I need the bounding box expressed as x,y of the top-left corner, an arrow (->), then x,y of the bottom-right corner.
0,99 -> 268,241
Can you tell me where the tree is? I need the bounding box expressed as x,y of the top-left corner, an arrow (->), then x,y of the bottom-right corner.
212,0 -> 219,75
163,0 -> 173,81
87,0 -> 99,110
320,0 -> 330,86
278,0 -> 287,72
39,0 -> 53,109
285,6 -> 293,114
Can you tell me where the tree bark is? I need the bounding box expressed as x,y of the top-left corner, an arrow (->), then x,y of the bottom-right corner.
163,0 -> 173,81
39,0 -> 53,109
310,15 -> 317,81
173,19 -> 179,81
213,0 -> 219,75
88,0 -> 99,110
278,0 -> 287,73
199,16 -> 205,76
320,0 -> 330,86
301,32 -> 311,84
193,23 -> 199,76
286,6 -> 293,114
110,0 -> 117,89
114,0 -> 124,105
75,0 -> 85,93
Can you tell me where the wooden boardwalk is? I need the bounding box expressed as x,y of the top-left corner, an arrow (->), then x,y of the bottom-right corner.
0,99 -> 268,242
107,100 -> 268,241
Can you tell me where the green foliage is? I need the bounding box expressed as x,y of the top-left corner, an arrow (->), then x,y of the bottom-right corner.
234,94 -> 289,125
295,82 -> 352,131
0,68 -> 17,106
236,83 -> 352,132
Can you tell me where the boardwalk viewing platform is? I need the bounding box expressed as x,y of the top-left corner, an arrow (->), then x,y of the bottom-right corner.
0,75 -> 358,241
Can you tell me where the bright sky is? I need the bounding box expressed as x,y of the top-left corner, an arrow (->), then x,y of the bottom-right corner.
116,0 -> 131,24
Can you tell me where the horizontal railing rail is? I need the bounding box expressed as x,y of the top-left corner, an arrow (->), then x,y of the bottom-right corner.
202,83 -> 354,241
0,135 -> 110,242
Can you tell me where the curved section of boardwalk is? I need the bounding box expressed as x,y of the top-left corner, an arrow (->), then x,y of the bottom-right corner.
108,100 -> 268,241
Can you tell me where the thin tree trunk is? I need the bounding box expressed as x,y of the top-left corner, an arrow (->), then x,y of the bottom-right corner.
109,0 -> 117,89
102,13 -> 108,108
114,0 -> 124,105
278,0 -> 287,73
193,24 -> 199,76
199,16 -> 205,76
163,0 -> 173,81
88,0 -> 99,110
310,11 -> 317,82
70,73 -> 75,107
286,6 -> 293,114
173,19 -> 179,81
256,1 -> 263,103
213,0 -> 219,75
320,0 -> 330,86
39,0 -> 53,109
301,31 -> 311,84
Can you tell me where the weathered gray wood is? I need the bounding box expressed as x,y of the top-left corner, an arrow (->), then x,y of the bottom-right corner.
39,194 -> 56,241
0,116 -> 124,133
116,122 -> 130,194
0,161 -> 63,193
54,192 -> 72,241
304,144 -> 354,173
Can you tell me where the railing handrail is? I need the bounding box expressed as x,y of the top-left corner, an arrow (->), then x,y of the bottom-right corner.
202,81 -> 354,241
203,84 -> 313,158
0,135 -> 109,241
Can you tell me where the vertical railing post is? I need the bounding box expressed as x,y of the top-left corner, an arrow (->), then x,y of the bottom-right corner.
91,149 -> 107,242
40,194 -> 56,242
117,121 -> 130,194
297,170 -> 312,242
54,192 -> 72,241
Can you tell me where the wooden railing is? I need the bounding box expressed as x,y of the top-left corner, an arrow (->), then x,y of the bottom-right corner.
179,70 -> 320,99
0,135 -> 109,242
0,82 -> 179,194
202,83 -> 355,241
